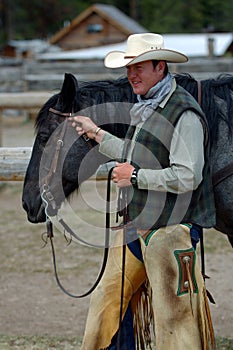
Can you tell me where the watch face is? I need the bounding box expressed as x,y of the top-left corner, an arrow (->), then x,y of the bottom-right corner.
131,169 -> 137,185
131,176 -> 137,185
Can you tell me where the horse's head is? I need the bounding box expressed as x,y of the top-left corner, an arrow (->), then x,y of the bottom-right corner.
22,73 -> 135,223
22,73 -> 80,222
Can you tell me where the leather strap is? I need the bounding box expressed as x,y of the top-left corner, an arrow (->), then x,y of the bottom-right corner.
197,80 -> 202,107
49,107 -> 73,117
45,167 -> 114,298
212,162 -> 233,187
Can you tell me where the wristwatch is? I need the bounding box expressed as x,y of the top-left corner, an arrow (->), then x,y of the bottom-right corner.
130,168 -> 138,187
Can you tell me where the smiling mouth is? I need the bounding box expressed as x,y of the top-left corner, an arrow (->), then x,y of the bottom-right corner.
131,81 -> 141,88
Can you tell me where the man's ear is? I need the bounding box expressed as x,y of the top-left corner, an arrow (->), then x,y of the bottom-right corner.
157,60 -> 166,72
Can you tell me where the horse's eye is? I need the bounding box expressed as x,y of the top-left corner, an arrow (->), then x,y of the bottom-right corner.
38,130 -> 50,145
37,118 -> 62,147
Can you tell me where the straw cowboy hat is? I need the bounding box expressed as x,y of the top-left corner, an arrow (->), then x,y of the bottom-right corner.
104,33 -> 188,68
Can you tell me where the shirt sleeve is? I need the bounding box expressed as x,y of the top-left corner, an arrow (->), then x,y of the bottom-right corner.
99,131 -> 124,161
138,111 -> 205,193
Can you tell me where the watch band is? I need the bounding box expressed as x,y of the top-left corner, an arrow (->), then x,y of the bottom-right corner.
130,168 -> 138,187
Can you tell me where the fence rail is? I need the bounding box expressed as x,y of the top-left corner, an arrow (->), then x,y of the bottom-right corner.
0,147 -> 31,181
0,91 -> 111,181
0,147 -> 114,181
0,91 -> 53,146
0,91 -> 52,109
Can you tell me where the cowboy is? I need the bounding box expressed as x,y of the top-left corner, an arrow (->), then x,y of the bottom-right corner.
70,33 -> 216,349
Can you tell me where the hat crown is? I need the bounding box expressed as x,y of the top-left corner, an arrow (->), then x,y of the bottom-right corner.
125,33 -> 164,58
104,32 -> 188,68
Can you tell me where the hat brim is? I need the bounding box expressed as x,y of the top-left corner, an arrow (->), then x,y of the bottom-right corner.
104,49 -> 188,68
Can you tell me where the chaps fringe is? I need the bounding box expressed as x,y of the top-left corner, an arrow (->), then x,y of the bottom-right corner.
132,279 -> 155,350
101,280 -> 154,350
198,286 -> 216,350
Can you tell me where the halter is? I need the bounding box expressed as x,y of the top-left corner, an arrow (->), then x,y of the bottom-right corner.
41,107 -> 113,298
49,107 -> 93,146
41,108 -> 92,214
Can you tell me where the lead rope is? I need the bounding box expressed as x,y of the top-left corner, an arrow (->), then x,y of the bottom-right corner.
197,82 -> 215,305
197,80 -> 206,281
43,166 -> 114,298
199,229 -> 215,304
117,189 -> 127,350
197,81 -> 207,281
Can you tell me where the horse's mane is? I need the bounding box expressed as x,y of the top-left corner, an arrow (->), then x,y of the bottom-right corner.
79,76 -> 129,89
175,73 -> 233,144
35,73 -> 233,145
199,74 -> 233,143
78,76 -> 135,106
175,73 -> 198,99
35,76 -> 135,132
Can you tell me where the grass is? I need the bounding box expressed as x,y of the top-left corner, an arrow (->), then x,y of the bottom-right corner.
0,335 -> 82,350
0,335 -> 232,349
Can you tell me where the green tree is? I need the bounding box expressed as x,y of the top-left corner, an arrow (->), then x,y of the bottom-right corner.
200,0 -> 233,32
0,0 -> 233,47
140,0 -> 204,33
12,0 -> 88,39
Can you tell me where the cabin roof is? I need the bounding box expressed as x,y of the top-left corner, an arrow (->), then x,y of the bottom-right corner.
49,3 -> 147,46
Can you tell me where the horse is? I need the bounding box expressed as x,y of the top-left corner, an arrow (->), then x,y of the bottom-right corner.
22,72 -> 233,247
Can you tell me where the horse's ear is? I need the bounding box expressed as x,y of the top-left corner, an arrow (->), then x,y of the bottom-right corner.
60,73 -> 80,110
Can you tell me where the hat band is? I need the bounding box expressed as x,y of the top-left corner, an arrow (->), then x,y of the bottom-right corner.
124,56 -> 136,59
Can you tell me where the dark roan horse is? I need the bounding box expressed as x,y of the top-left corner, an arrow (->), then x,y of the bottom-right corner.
22,72 -> 233,247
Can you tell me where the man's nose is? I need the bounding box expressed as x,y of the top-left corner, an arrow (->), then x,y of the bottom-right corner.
127,68 -> 136,79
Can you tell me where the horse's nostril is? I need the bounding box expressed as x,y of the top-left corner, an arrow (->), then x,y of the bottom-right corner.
22,199 -> 28,212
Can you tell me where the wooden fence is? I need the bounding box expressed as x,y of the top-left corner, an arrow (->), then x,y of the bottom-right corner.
0,147 -> 114,181
0,89 -> 114,181
0,91 -> 53,146
0,147 -> 31,181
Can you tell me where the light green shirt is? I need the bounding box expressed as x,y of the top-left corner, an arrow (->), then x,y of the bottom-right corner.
99,79 -> 204,194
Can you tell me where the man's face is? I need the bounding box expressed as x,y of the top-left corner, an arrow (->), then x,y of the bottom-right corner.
126,60 -> 165,96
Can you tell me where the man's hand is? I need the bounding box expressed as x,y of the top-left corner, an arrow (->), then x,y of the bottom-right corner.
69,115 -> 105,142
112,162 -> 135,187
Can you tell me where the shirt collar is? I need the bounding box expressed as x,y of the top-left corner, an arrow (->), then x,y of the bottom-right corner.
159,77 -> 176,108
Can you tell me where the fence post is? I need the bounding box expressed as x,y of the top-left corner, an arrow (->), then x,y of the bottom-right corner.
0,109 -> 2,147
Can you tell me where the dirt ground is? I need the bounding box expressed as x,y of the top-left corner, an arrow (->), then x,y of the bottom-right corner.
0,116 -> 233,345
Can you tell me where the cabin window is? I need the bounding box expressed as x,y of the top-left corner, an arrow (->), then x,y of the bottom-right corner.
86,24 -> 103,33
